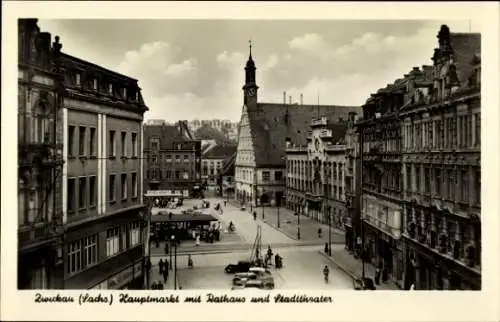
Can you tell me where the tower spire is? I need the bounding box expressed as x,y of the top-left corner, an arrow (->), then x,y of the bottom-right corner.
249,38 -> 253,58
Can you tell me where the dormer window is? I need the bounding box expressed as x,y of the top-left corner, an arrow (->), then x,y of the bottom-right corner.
75,73 -> 81,86
92,78 -> 98,91
108,84 -> 113,95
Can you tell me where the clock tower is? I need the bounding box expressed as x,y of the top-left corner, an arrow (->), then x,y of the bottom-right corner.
243,40 -> 259,107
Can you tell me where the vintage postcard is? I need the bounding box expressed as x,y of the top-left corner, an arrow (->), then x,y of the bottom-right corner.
1,1 -> 499,321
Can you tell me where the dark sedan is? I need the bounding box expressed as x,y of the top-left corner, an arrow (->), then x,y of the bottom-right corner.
225,260 -> 253,274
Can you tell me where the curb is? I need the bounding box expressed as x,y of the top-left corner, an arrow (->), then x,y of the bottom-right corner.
318,250 -> 358,281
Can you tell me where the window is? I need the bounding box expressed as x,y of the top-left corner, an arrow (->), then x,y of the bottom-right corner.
68,240 -> 83,274
415,165 -> 420,193
67,178 -> 76,212
121,131 -> 127,157
129,222 -> 141,247
68,125 -> 75,157
434,168 -> 441,195
109,174 -> 116,202
474,168 -> 481,205
109,130 -> 116,157
184,155 -> 189,163
131,172 -> 137,198
106,227 -> 120,257
275,171 -> 282,181
122,88 -> 127,99
121,173 -> 127,200
83,234 -> 98,267
108,84 -> 113,95
461,169 -> 469,203
75,73 -> 81,86
424,168 -> 431,194
447,170 -> 455,201
131,132 -> 138,157
175,171 -> 180,180
183,171 -> 189,179
78,177 -> 86,209
475,114 -> 481,147
89,128 -> 96,156
151,155 -> 158,165
262,171 -> 270,182
78,126 -> 86,156
89,176 -> 96,207
175,155 -> 180,163
93,78 -> 98,90
166,154 -> 172,162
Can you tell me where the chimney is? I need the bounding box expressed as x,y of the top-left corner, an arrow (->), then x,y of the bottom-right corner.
289,96 -> 292,104
300,93 -> 303,105
283,91 -> 286,104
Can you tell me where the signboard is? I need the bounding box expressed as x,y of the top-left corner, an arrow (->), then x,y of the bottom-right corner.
145,190 -> 182,197
107,266 -> 134,289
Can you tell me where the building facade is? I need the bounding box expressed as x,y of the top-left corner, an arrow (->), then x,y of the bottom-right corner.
235,44 -> 361,209
202,145 -> 237,186
60,46 -> 148,289
18,19 -> 65,289
143,121 -> 202,198
400,25 -> 481,290
342,112 -> 360,250
285,117 -> 348,228
358,80 -> 406,288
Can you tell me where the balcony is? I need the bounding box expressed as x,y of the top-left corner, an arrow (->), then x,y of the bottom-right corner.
18,221 -> 59,252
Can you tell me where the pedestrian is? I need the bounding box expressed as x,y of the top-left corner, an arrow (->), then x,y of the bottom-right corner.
375,266 -> 381,285
151,281 -> 157,290
159,258 -> 164,274
324,242 -> 329,254
165,258 -> 169,271
157,282 -> 164,290
253,212 -> 257,221
318,228 -> 322,238
163,267 -> 169,284
409,284 -> 415,291
188,255 -> 193,269
164,242 -> 169,255
224,200 -> 227,207
146,258 -> 152,275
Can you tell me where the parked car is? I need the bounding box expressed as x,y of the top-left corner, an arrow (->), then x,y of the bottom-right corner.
232,267 -> 274,289
353,277 -> 376,290
231,279 -> 270,291
225,260 -> 253,274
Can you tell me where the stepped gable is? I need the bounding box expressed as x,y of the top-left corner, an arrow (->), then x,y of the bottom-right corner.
247,103 -> 360,167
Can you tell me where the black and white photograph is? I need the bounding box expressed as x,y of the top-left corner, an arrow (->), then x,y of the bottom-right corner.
2,1 -> 499,322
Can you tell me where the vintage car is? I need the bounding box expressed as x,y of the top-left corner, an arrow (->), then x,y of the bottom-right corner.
225,260 -> 253,274
232,267 -> 274,289
353,277 -> 377,290
230,279 -> 270,291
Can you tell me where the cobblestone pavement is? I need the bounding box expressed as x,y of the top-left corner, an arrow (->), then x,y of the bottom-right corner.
160,245 -> 353,290
227,198 -> 345,244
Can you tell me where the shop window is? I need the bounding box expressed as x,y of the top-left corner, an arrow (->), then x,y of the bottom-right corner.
106,227 -> 120,257
68,240 -> 83,275
129,222 -> 141,247
83,234 -> 98,267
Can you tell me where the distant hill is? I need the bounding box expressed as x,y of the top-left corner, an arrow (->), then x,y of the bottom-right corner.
194,124 -> 236,144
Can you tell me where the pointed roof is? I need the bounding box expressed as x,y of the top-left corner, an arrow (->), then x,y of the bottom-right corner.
245,39 -> 256,69
246,103 -> 361,167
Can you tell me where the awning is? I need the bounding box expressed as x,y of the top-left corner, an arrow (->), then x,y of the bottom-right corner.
151,213 -> 218,223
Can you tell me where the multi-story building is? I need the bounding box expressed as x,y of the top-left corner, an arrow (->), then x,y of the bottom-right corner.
285,117 -> 350,228
400,25 -> 481,290
18,19 -> 65,289
60,40 -> 148,289
218,152 -> 237,199
235,43 -> 360,208
357,79 -> 406,288
342,112 -> 360,250
201,144 -> 237,186
143,121 -> 202,198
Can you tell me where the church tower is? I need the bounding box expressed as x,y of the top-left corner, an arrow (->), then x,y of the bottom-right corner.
243,40 -> 258,107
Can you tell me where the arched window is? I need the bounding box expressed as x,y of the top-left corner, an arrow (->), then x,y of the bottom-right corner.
34,93 -> 53,144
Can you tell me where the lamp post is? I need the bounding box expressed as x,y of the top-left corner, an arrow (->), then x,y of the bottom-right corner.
328,213 -> 332,256
297,206 -> 301,240
169,235 -> 173,270
171,235 -> 177,289
262,195 -> 265,220
277,196 -> 281,228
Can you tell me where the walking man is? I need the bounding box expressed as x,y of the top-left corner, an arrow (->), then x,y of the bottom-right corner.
159,258 -> 164,275
163,266 -> 169,284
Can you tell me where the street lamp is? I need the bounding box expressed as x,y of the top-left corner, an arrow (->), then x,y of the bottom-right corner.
169,235 -> 173,270
171,235 -> 177,290
297,207 -> 301,240
277,196 -> 281,229
328,213 -> 332,256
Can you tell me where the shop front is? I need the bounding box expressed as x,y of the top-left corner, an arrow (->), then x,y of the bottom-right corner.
404,237 -> 481,290
92,260 -> 144,290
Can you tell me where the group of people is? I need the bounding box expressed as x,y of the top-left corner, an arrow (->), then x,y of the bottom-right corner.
264,246 -> 283,269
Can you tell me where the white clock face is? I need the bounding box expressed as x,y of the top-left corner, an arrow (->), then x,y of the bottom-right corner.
248,88 -> 256,97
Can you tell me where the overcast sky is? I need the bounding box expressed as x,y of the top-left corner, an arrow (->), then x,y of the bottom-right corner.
38,19 -> 478,122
